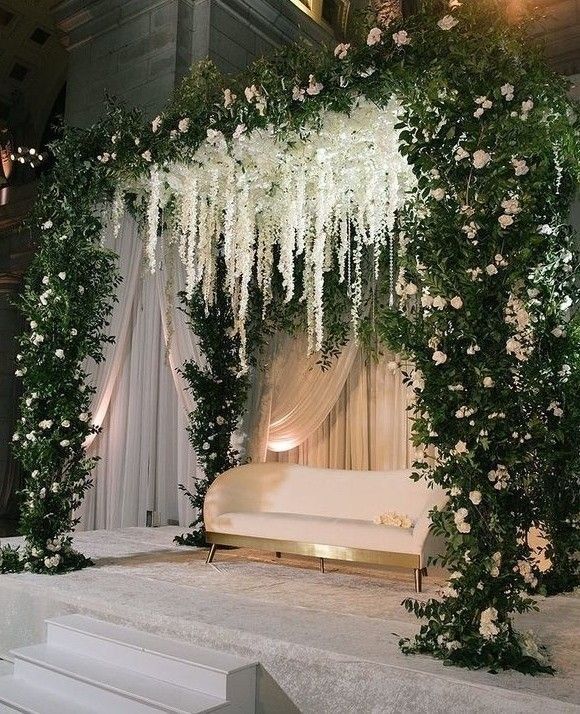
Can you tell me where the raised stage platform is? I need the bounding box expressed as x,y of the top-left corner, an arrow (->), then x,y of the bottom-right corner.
0,527 -> 577,713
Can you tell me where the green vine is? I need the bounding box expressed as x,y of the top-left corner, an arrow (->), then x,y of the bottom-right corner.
174,259 -> 249,547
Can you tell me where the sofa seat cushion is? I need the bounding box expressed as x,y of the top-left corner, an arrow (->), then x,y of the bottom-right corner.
211,511 -> 419,555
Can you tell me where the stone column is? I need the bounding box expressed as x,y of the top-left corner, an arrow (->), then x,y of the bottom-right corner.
52,0 -> 334,126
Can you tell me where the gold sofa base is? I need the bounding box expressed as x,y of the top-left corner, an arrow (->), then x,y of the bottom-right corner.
205,532 -> 427,593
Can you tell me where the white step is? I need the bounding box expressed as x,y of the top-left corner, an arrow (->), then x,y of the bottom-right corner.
11,644 -> 230,714
0,675 -> 99,714
45,615 -> 256,712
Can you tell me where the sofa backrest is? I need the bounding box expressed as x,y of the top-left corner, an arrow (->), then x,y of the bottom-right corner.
205,463 -> 445,524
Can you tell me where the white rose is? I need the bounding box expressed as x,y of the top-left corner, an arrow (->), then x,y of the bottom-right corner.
223,89 -> 236,108
421,294 -> 434,307
469,491 -> 482,505
392,30 -> 411,46
178,118 -> 190,133
430,187 -> 446,201
141,150 -> 152,162
79,412 -> 90,422
521,99 -> 534,113
55,349 -> 65,359
472,149 -> 491,169
483,376 -> 495,388
151,116 -> 162,133
438,14 -> 459,30
453,440 -> 469,455
512,158 -> 529,176
501,83 -> 515,100
432,350 -> 448,365
498,214 -> 514,229
450,296 -> 463,309
367,27 -> 382,46
306,75 -> 323,96
334,42 -> 350,59
432,295 -> 447,310
501,197 -> 520,215
60,439 -> 70,447
61,420 -> 70,428
485,264 -> 498,276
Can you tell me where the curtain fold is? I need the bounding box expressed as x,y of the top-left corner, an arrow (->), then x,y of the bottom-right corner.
266,348 -> 413,471
79,216 -> 198,530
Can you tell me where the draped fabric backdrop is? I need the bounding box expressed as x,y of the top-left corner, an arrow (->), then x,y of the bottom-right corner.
78,215 -> 413,531
79,214 -> 200,530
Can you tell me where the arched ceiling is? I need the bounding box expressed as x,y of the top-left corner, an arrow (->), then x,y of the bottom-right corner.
0,0 -> 68,146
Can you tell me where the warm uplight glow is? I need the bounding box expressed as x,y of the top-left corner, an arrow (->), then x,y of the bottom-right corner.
288,0 -> 323,24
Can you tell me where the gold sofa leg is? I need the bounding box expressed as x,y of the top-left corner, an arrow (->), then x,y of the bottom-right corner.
414,568 -> 422,593
319,558 -> 325,573
205,544 -> 217,564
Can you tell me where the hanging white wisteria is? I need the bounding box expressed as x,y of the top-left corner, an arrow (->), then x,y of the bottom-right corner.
143,98 -> 415,367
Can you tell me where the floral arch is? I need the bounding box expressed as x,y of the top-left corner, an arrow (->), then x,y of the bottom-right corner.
2,0 -> 579,675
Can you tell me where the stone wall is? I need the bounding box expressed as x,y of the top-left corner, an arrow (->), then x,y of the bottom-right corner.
53,0 -> 334,126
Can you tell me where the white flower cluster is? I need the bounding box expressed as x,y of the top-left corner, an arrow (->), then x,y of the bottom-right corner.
145,99 -> 414,367
514,559 -> 538,588
373,511 -> 414,529
454,507 -> 471,533
490,551 -> 502,577
488,464 -> 510,490
505,293 -> 534,362
479,606 -> 500,640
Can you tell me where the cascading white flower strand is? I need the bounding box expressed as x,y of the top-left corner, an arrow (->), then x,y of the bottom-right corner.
145,98 -> 415,367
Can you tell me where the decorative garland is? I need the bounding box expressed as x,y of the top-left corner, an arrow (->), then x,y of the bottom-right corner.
0,0 -> 577,675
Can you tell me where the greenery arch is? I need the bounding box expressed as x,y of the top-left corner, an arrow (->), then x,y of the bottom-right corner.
1,0 -> 579,675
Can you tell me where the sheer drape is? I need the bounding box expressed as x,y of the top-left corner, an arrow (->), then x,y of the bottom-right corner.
247,331 -> 413,472
268,350 -> 413,470
246,333 -> 357,462
79,215 -> 198,530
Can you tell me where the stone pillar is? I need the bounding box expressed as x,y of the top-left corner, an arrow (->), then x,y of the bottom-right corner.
52,0 -> 334,126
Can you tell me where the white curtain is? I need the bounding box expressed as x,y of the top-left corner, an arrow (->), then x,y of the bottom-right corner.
267,350 -> 414,470
247,332 -> 413,472
79,215 -> 199,530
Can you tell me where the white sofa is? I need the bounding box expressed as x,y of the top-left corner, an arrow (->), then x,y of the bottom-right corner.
204,463 -> 447,592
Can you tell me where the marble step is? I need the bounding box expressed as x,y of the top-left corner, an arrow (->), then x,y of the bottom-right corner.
11,644 -> 230,714
45,614 -> 256,710
0,674 -> 100,714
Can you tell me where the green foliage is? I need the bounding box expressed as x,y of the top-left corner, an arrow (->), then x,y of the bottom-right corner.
174,258 -> 249,547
